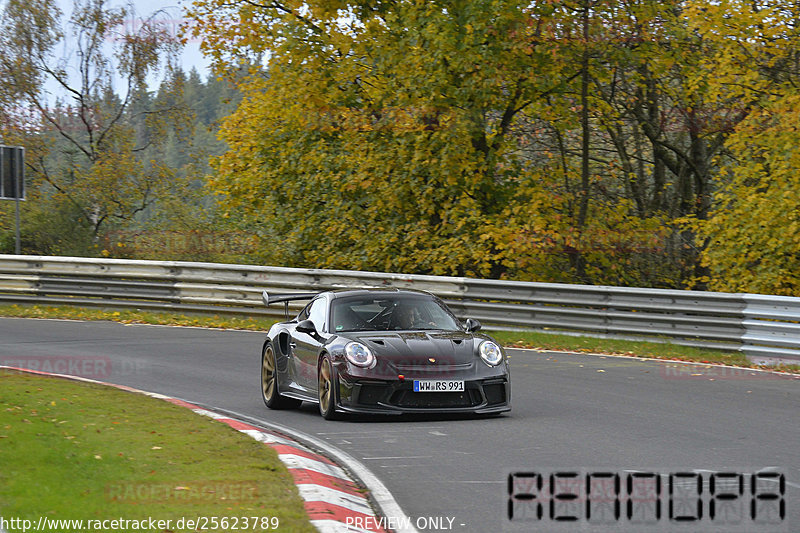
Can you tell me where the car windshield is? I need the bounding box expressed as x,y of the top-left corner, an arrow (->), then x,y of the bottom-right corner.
330,295 -> 462,333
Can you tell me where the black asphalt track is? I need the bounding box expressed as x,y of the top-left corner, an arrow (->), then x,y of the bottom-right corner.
1,318 -> 797,532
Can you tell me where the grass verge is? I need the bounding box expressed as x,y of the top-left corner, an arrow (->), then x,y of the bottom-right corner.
488,329 -> 800,374
0,303 -> 276,331
0,371 -> 315,533
0,303 -> 798,374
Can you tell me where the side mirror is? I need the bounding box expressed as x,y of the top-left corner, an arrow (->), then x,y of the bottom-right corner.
296,319 -> 316,334
464,318 -> 482,333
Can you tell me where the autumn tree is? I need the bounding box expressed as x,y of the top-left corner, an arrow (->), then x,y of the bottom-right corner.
501,0 -> 753,287
0,0 -> 185,246
188,0 -> 603,277
686,1 -> 800,295
503,0 -> 682,286
186,0 -> 722,284
186,0 -> 797,290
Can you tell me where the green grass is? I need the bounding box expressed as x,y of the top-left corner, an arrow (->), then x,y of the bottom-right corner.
0,303 -> 798,374
488,329 -> 800,373
0,371 -> 315,533
0,303 -> 277,331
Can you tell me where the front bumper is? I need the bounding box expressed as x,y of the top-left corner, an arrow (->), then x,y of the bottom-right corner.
336,375 -> 511,415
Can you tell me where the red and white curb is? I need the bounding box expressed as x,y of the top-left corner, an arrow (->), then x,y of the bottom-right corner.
1,366 -> 414,533
162,398 -> 390,533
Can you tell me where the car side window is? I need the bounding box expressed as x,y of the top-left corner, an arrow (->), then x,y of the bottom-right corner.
308,298 -> 327,333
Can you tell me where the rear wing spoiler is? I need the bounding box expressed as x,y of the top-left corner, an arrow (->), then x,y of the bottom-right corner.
262,290 -> 319,320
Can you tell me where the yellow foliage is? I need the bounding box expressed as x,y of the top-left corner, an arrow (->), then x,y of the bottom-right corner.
689,2 -> 800,295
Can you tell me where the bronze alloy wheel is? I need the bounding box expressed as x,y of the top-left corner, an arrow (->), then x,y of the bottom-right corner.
318,356 -> 339,420
262,345 -> 276,403
261,345 -> 301,410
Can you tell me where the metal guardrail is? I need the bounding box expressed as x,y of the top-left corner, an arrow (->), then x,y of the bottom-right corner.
0,254 -> 797,363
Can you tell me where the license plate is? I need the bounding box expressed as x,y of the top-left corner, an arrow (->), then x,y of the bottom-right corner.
413,380 -> 464,392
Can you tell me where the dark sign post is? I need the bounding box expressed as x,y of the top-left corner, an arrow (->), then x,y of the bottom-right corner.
0,145 -> 25,254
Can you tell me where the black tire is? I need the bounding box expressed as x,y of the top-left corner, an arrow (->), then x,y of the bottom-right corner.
261,344 -> 301,409
318,355 -> 340,420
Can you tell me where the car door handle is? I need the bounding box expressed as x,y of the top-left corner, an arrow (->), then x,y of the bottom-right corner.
289,342 -> 297,349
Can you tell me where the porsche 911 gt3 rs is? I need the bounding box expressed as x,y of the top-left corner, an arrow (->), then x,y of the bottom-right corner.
260,288 -> 511,420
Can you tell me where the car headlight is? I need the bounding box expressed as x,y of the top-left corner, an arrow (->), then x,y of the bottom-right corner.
345,341 -> 376,368
478,340 -> 503,366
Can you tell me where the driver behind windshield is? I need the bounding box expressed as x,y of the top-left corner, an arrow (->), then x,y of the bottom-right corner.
390,302 -> 441,330
331,295 -> 461,332
391,303 -> 419,330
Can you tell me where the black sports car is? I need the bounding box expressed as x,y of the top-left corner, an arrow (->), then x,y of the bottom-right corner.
260,288 -> 511,419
